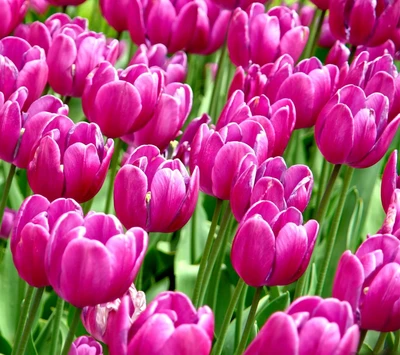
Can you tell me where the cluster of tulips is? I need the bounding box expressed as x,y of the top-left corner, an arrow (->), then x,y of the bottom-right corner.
0,0 -> 400,354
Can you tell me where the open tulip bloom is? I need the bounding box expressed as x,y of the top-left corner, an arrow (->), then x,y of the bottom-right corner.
3,1 -> 400,354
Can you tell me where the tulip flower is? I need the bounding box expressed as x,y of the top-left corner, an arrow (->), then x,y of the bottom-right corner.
47,0 -> 87,6
315,85 -> 400,168
333,234 -> 400,332
231,201 -> 319,287
82,284 -> 146,354
128,0 -> 231,54
382,150 -> 400,212
228,65 -> 267,102
129,44 -> 187,84
27,119 -> 114,203
114,145 -> 199,232
325,41 -> 350,67
310,0 -> 330,10
11,195 -> 82,288
189,122 -> 269,200
379,190 -> 400,237
231,156 -> 313,222
0,0 -> 28,39
100,0 -> 131,33
29,0 -> 49,14
227,4 -> 309,67
0,208 -> 16,239
46,211 -> 148,307
0,37 -> 48,109
355,40 -> 396,63
245,297 -> 359,354
127,291 -> 214,355
47,24 -> 118,97
69,336 -> 103,355
83,62 -> 163,138
0,89 -> 68,167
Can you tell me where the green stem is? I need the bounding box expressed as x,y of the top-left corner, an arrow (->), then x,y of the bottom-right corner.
394,330 -> 400,352
135,264 -> 144,291
316,166 -> 354,296
104,138 -> 123,214
12,285 -> 34,352
0,164 -> 16,226
192,199 -> 223,307
373,332 -> 387,354
300,9 -> 318,61
235,284 -> 247,349
358,329 -> 368,352
293,273 -> 307,299
61,307 -> 82,355
191,205 -> 197,264
197,204 -> 232,307
212,279 -> 246,355
14,287 -> 44,355
82,198 -> 94,215
309,10 -> 327,56
235,287 -> 263,355
63,96 -> 71,105
315,159 -> 330,208
49,297 -> 65,355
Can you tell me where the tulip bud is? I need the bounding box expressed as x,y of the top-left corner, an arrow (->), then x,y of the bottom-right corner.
27,119 -> 114,203
228,65 -> 267,102
0,0 -> 28,39
100,0 -> 131,33
333,234 -> 400,331
46,211 -> 148,307
378,189 -> 400,237
310,0 -> 330,10
47,0 -> 87,6
29,0 -> 49,14
231,201 -> 319,287
114,145 -> 199,232
325,40 -> 350,67
127,291 -> 214,355
0,208 -> 16,239
11,195 -> 82,287
0,37 -> 48,109
245,297 -> 359,354
69,336 -> 103,355
315,85 -> 400,168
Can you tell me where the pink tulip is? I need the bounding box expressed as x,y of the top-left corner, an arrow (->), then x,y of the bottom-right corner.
47,0 -> 87,6
0,0 -> 28,39
245,297 -> 359,355
231,156 -> 313,222
0,37 -> 48,109
382,150 -> 400,213
379,190 -> 400,237
333,234 -> 400,331
228,65 -> 267,102
114,145 -> 199,232
69,336 -> 103,355
315,85 -> 400,168
29,0 -> 49,14
46,211 -> 148,307
127,292 -> 214,355
310,0 -> 330,10
355,40 -> 396,63
100,0 -> 131,32
0,208 -> 16,239
27,119 -> 114,203
325,41 -> 350,67
231,201 -> 319,287
227,4 -> 309,67
11,195 -> 82,287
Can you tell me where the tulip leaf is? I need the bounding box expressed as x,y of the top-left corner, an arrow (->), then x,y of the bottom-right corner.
306,263 -> 318,296
27,332 -> 38,355
255,291 -> 290,328
0,333 -> 11,355
145,278 -> 170,303
174,261 -> 199,299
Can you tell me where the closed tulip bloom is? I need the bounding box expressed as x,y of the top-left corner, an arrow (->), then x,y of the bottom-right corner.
231,156 -> 313,221
0,0 -> 28,39
46,212 -> 148,307
129,44 -> 187,84
47,24 -> 118,97
315,85 -> 400,168
11,195 -> 82,287
83,62 -> 163,138
189,122 -> 269,200
227,4 -> 309,67
47,0 -> 87,6
29,0 -> 49,14
28,119 -> 114,203
379,189 -> 400,237
114,145 -> 199,232
69,336 -> 103,355
329,0 -> 400,47
325,41 -> 350,67
228,65 -> 267,102
310,0 -> 330,10
128,82 -> 192,151
231,201 -> 319,287
333,234 -> 400,332
127,291 -> 214,355
0,37 -> 48,109
82,284 -> 146,354
245,297 -> 359,355
382,150 -> 400,212
0,208 -> 16,239
100,0 -> 131,33
0,89 -> 68,167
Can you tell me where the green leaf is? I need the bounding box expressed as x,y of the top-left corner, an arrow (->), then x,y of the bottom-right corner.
26,332 -> 38,355
174,261 -> 199,299
306,263 -> 318,296
145,278 -> 170,303
0,333 -> 11,355
255,292 -> 290,328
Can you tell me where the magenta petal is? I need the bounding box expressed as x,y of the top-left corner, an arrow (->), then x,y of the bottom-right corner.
251,177 -> 286,210
381,150 -> 397,212
147,0 -> 175,46
280,26 -> 309,63
336,325 -> 360,355
231,216 -> 275,287
0,101 -> 22,163
162,325 -> 211,355
227,9 -> 250,67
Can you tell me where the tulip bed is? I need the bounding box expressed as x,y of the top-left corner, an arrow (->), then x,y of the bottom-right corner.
0,0 -> 400,354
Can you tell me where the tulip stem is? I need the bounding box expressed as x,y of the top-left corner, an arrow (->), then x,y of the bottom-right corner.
310,10 -> 327,57
14,287 -> 44,355
373,332 -> 387,354
316,166 -> 354,296
0,164 -> 16,229
12,285 -> 34,354
315,159 -> 330,208
235,284 -> 247,349
192,199 -> 223,307
191,205 -> 198,264
49,297 -> 65,355
61,307 -> 82,355
197,205 -> 233,307
235,287 -> 262,355
104,138 -> 123,214
212,279 -> 246,355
